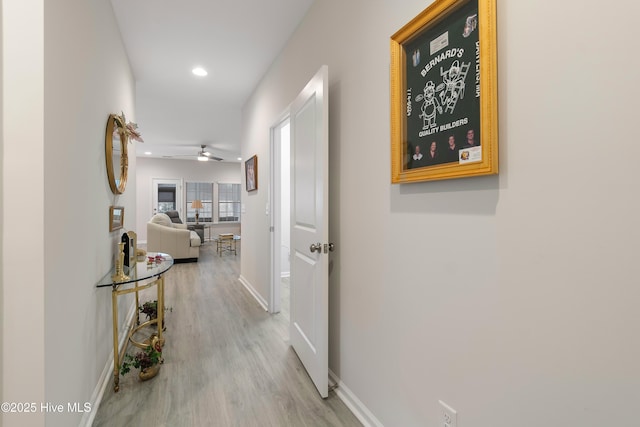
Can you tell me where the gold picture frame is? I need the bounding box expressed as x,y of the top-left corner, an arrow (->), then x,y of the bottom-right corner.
390,0 -> 498,183
109,206 -> 124,232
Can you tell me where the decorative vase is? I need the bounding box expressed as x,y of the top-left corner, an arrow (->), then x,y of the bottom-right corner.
139,364 -> 160,381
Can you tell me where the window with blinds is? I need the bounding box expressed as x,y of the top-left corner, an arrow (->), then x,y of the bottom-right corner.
185,182 -> 213,222
185,182 -> 241,223
218,183 -> 241,222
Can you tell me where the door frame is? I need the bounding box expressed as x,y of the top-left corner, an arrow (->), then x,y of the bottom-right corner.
269,112 -> 291,314
151,178 -> 183,219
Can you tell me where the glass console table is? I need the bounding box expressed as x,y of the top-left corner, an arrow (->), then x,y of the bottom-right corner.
97,252 -> 173,392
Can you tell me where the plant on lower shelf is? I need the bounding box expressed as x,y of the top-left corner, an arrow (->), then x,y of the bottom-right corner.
120,337 -> 163,379
139,300 -> 172,320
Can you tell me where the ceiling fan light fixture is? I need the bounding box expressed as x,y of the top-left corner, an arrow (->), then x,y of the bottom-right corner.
197,155 -> 209,161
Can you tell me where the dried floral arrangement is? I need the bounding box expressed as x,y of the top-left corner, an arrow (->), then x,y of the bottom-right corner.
139,300 -> 172,320
114,111 -> 144,143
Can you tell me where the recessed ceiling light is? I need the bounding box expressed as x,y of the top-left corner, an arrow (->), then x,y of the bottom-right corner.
192,67 -> 208,77
144,151 -> 152,155
237,157 -> 242,161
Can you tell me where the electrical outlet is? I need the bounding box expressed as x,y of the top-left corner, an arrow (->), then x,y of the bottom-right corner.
439,400 -> 457,427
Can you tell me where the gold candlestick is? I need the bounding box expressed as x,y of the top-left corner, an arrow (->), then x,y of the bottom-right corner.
112,242 -> 130,282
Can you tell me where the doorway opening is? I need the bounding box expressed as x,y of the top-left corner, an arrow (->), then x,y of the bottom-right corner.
152,178 -> 183,218
270,117 -> 291,324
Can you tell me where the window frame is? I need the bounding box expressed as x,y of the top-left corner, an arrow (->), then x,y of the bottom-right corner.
185,182 -> 214,223
185,181 -> 241,224
217,183 -> 241,223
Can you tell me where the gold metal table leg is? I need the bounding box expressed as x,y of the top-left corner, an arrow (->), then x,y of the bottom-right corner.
112,288 -> 120,392
135,281 -> 140,326
157,275 -> 165,346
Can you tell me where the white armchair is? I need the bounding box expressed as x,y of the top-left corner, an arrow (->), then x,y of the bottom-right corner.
147,213 -> 200,262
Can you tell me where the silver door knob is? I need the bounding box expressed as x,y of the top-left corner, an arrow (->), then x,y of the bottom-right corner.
310,243 -> 322,253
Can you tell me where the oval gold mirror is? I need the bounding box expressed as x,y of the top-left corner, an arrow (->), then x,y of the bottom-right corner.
105,114 -> 129,194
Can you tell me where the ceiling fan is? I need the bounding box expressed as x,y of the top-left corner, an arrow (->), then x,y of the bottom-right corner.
164,145 -> 223,162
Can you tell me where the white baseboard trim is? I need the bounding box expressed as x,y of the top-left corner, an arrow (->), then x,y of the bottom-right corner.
81,301 -> 138,427
238,275 -> 269,312
329,370 -> 384,427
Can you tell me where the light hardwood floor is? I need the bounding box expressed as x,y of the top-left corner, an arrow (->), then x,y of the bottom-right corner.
280,276 -> 290,322
92,244 -> 362,427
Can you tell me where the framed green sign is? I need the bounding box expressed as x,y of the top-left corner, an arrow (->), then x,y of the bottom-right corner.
391,0 -> 498,183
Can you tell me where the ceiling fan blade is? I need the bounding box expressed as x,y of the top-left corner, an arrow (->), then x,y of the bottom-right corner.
199,145 -> 223,160
158,145 -> 224,161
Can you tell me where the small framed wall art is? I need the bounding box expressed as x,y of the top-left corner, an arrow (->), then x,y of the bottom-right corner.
390,0 -> 498,183
245,155 -> 258,192
109,206 -> 124,232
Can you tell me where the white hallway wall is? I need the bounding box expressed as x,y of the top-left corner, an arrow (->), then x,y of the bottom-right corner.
135,157 -> 242,243
241,0 -> 640,426
0,1 -> 5,420
2,2 -> 45,425
3,0 -> 136,426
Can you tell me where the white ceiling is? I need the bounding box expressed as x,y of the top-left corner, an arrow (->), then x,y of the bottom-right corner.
109,0 -> 314,162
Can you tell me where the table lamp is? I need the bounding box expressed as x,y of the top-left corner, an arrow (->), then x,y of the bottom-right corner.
191,199 -> 203,224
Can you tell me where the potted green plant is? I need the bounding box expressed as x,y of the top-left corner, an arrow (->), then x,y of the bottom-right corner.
120,336 -> 163,381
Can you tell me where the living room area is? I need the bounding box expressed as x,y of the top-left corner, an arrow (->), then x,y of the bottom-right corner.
135,156 -> 242,251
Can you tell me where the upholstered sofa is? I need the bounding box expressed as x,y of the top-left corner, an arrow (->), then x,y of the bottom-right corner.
164,210 -> 204,244
147,213 -> 200,262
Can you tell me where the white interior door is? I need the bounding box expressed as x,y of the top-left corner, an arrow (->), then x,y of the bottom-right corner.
152,178 -> 183,218
289,65 -> 330,398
